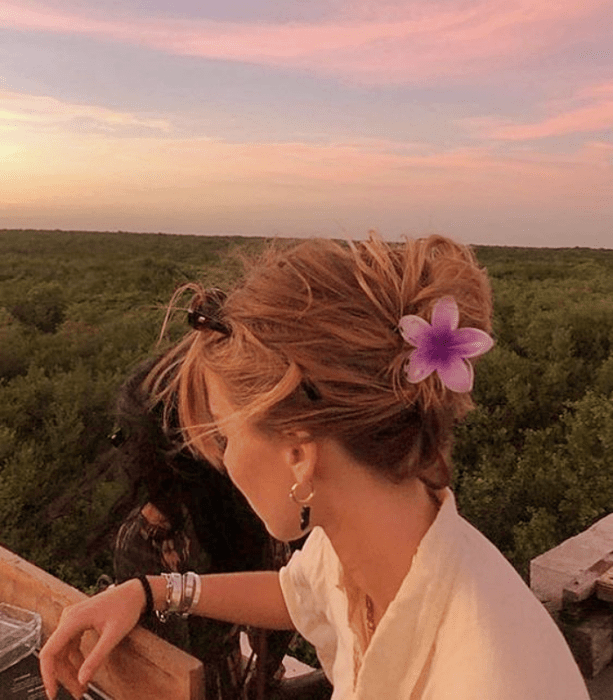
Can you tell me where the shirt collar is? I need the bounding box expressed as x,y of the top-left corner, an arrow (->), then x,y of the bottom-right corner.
355,488 -> 460,698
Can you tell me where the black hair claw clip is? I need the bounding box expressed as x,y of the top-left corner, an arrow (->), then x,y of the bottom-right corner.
187,288 -> 231,336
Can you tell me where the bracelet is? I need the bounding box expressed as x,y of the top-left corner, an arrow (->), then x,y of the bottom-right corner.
136,575 -> 154,617
181,572 -> 201,618
168,572 -> 183,612
157,572 -> 181,622
156,572 -> 201,622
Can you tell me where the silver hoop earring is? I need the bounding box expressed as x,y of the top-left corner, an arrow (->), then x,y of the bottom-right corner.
289,482 -> 315,531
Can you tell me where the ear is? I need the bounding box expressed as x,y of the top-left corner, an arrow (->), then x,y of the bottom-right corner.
284,433 -> 317,484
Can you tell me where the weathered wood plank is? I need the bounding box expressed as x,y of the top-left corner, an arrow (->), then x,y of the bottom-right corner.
0,545 -> 204,700
596,569 -> 613,604
562,552 -> 613,605
530,512 -> 613,611
559,608 -> 613,679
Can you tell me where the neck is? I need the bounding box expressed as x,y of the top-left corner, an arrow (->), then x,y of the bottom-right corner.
314,443 -> 440,623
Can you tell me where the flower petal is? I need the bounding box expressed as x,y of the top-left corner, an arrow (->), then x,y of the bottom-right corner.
431,296 -> 459,331
405,350 -> 436,383
398,314 -> 430,346
437,356 -> 474,392
452,327 -> 495,359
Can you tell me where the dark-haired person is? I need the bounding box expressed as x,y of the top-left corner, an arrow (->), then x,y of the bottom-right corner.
42,235 -> 589,700
103,357 -> 304,699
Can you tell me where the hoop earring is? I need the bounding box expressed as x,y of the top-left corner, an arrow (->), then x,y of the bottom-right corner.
289,482 -> 315,531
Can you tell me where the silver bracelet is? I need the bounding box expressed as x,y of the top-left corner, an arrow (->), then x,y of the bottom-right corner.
156,572 -> 181,622
180,572 -> 201,618
156,571 -> 201,622
168,572 -> 183,612
181,573 -> 195,616
191,572 -> 202,611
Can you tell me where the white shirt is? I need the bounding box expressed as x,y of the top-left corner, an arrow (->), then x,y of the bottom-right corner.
279,489 -> 589,699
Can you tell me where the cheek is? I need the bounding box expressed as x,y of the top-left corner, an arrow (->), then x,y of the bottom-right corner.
222,444 -> 249,492
226,442 -> 294,526
223,436 -> 271,503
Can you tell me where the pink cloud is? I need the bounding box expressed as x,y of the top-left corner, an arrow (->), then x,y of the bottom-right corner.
464,80 -> 613,140
578,81 -> 613,99
13,126 -> 611,200
490,102 -> 613,140
0,88 -> 171,132
2,0 -> 608,83
3,123 -> 611,241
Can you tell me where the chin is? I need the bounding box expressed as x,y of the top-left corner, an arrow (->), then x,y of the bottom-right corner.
262,517 -> 308,543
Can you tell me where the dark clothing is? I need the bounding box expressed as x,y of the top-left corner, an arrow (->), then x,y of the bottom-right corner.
107,356 -> 331,700
112,472 -> 293,700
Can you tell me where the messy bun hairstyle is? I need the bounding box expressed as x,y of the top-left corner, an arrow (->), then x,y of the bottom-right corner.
153,234 -> 492,488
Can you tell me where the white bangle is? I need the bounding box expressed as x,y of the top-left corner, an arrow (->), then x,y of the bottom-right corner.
192,573 -> 202,611
180,572 -> 201,618
168,572 -> 183,612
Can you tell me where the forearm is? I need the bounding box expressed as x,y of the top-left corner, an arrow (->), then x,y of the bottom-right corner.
146,571 -> 296,631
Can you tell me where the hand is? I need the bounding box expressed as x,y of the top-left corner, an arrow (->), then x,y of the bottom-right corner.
40,579 -> 145,700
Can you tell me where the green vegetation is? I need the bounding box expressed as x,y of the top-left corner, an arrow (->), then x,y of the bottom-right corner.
454,245 -> 613,577
0,229 -> 267,588
1,230 -> 612,589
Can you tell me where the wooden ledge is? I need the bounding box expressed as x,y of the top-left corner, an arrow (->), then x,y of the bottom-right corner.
562,552 -> 613,605
596,569 -> 613,604
0,545 -> 204,700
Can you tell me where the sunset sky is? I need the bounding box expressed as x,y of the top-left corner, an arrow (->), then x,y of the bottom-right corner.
1,0 -> 612,247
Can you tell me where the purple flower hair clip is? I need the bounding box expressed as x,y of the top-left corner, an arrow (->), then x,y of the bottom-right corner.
399,296 -> 494,393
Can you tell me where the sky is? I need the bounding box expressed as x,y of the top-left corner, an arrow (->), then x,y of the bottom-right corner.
1,0 -> 612,247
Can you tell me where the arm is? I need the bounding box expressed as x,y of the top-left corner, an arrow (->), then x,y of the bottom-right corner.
40,571 -> 295,700
149,571 -> 295,630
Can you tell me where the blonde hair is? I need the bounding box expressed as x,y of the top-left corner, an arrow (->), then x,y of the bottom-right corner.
150,234 -> 492,487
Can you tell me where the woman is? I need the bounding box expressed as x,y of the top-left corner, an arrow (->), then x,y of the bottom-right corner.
41,234 -> 589,699
106,356 -> 299,699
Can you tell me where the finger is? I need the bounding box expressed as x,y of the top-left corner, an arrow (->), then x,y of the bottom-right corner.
41,668 -> 57,700
41,618 -> 87,700
67,637 -> 86,685
42,644 -> 86,700
56,661 -> 87,700
42,614 -> 85,664
65,635 -> 83,664
77,626 -> 122,687
44,654 -> 84,700
40,643 -> 60,700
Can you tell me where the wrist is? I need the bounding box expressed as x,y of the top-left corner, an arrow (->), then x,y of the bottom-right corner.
118,578 -> 148,617
120,574 -> 201,621
148,575 -> 169,615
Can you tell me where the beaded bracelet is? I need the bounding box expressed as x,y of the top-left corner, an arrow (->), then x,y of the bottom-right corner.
136,575 -> 154,617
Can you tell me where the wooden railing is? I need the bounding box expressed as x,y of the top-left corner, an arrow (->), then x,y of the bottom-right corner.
0,545 -> 204,699
530,513 -> 613,679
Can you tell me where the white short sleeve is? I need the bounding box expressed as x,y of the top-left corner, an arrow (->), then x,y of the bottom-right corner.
279,527 -> 340,679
